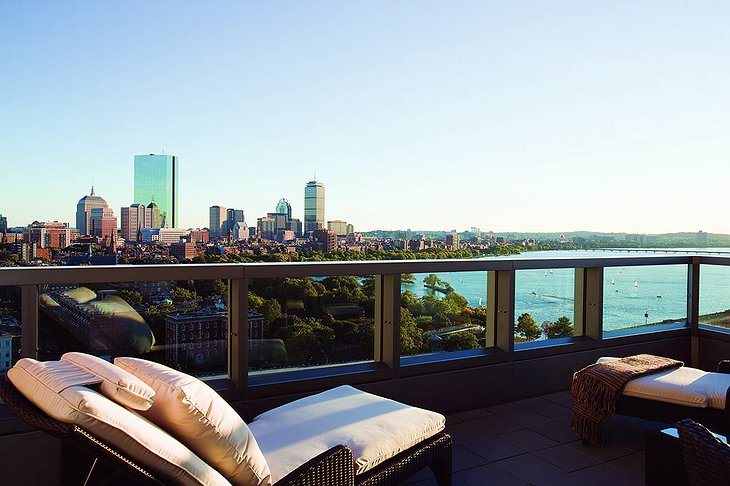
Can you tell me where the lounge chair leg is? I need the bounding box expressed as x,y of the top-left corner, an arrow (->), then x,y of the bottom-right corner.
429,454 -> 452,486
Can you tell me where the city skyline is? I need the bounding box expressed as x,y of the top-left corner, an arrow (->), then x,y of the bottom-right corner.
2,2 -> 730,233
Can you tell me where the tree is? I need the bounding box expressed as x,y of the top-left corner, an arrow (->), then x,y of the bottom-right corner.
118,289 -> 143,307
401,273 -> 416,284
400,308 -> 425,356
515,313 -> 541,341
542,316 -> 574,339
441,332 -> 480,352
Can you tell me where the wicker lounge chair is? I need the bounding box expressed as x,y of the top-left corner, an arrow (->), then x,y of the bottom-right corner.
615,360 -> 730,435
0,374 -> 452,486
676,418 -> 730,486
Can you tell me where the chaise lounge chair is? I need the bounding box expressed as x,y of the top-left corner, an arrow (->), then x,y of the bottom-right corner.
0,355 -> 452,486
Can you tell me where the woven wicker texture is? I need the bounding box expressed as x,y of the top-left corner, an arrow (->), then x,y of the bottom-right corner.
676,418 -> 730,486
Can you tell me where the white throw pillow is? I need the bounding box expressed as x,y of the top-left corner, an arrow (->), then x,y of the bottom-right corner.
8,358 -> 231,486
115,357 -> 271,486
61,352 -> 155,411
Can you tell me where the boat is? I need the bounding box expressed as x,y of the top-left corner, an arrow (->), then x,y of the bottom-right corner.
611,278 -> 615,285
549,269 -> 554,273
544,271 -> 548,276
634,281 -> 638,288
478,297 -> 483,307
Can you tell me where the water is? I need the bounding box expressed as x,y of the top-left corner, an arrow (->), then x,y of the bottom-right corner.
402,249 -> 730,331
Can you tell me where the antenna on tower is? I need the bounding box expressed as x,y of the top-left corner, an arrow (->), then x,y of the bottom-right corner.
314,171 -> 317,181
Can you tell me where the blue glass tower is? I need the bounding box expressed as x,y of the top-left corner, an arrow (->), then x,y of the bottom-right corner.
133,154 -> 179,228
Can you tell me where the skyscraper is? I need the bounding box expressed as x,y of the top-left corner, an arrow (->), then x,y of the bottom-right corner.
0,214 -> 7,232
134,154 -> 179,228
76,187 -> 109,235
89,207 -> 117,239
304,180 -> 325,235
209,205 -> 227,240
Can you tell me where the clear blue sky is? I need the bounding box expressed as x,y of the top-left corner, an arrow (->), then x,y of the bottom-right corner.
2,1 -> 729,233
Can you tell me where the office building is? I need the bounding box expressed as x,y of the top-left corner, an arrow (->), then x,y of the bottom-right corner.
89,207 -> 117,239
276,198 -> 292,220
0,214 -> 7,233
76,187 -> 109,235
222,209 -> 245,238
134,154 -> 179,228
120,204 -> 147,242
170,242 -> 198,261
257,217 -> 276,240
141,228 -> 189,244
327,220 -> 350,236
289,218 -> 303,237
209,206 -> 227,240
304,180 -> 325,234
0,332 -> 13,372
232,222 -> 249,241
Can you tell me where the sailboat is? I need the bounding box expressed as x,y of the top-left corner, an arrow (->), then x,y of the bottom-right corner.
549,269 -> 554,273
634,281 -> 638,288
478,297 -> 483,307
544,271 -> 548,276
611,278 -> 615,285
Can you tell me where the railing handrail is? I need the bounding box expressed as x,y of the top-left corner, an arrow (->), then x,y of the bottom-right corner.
0,253 -> 718,285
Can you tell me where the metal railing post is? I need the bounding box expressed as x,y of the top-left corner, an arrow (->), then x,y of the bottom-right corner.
574,267 -> 603,340
687,258 -> 701,367
375,274 -> 401,378
487,270 -> 514,352
229,278 -> 248,396
21,285 -> 38,359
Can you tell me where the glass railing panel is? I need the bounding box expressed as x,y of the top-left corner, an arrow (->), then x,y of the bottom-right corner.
515,268 -> 575,345
0,285 -> 21,374
699,264 -> 730,331
603,264 -> 687,336
401,272 -> 487,357
248,275 -> 375,374
37,279 -> 229,379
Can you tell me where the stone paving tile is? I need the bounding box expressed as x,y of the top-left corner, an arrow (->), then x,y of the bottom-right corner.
570,462 -> 645,486
603,424 -> 647,452
514,396 -> 552,411
541,390 -> 572,404
452,444 -> 490,472
565,440 -> 635,462
607,452 -> 645,481
502,407 -> 558,428
529,417 -> 581,444
485,401 -> 528,415
493,453 -> 565,484
445,421 -> 489,446
497,428 -> 560,452
534,472 -> 592,485
533,443 -> 602,472
469,413 -> 525,436
445,414 -> 464,425
532,401 -> 573,424
453,463 -> 527,486
460,434 -> 527,462
450,406 -> 497,422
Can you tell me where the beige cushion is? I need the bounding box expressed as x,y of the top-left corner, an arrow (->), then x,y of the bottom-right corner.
8,358 -> 231,486
249,385 -> 446,483
115,357 -> 271,486
597,357 -> 730,409
61,352 -> 155,411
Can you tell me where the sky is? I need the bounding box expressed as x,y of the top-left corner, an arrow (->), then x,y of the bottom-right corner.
1,1 -> 729,234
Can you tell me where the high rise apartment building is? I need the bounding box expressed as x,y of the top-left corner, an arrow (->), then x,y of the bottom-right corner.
120,204 -> 147,242
327,220 -> 352,236
223,209 -> 245,237
134,154 -> 179,228
76,187 -> 109,235
23,221 -> 72,248
304,180 -> 325,234
0,214 -> 7,232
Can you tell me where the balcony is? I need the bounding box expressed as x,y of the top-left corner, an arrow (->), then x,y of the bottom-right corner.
1,253 -> 729,484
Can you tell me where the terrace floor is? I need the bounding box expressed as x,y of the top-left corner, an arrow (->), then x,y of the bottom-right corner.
407,391 -> 661,486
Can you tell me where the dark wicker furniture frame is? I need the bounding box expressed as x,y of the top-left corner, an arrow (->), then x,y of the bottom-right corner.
614,360 -> 730,435
0,375 -> 452,486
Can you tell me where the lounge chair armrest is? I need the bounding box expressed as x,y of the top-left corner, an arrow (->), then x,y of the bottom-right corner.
275,444 -> 355,486
717,361 -> 730,374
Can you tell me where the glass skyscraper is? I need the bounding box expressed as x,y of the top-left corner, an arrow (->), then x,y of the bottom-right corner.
304,180 -> 325,234
133,154 -> 179,228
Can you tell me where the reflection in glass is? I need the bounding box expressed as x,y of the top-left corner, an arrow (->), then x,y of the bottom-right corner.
699,264 -> 730,330
603,264 -> 686,334
401,272 -> 487,356
515,269 -> 575,343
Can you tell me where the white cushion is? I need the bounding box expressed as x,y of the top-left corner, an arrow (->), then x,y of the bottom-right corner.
115,357 -> 271,486
8,359 -> 230,486
61,352 -> 155,411
249,385 -> 446,483
597,357 -> 730,410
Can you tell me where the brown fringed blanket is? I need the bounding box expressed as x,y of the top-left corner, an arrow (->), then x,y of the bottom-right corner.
570,354 -> 683,444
